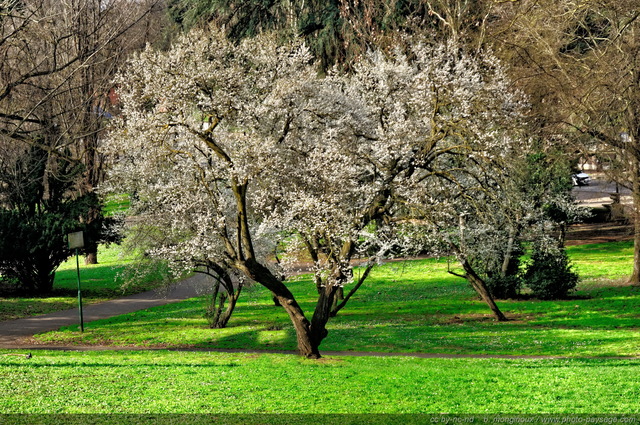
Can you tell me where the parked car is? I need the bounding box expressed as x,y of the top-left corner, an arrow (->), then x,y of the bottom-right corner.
572,172 -> 591,186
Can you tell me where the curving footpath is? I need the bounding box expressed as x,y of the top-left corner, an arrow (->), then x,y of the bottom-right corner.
1,263 -> 638,360
0,273 -> 211,349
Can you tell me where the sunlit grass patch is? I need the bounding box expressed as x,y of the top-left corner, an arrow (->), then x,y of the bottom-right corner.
0,350 -> 639,414
32,241 -> 640,357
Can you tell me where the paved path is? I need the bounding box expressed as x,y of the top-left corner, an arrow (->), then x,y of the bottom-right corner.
572,172 -> 632,208
0,273 -> 211,348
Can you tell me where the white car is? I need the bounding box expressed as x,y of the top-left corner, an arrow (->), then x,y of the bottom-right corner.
571,172 -> 591,186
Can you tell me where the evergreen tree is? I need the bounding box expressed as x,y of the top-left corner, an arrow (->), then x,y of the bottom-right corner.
0,144 -> 119,295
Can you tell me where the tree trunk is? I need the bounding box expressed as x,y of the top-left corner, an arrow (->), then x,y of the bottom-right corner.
216,285 -> 242,328
301,234 -> 324,294
309,283 -> 340,347
501,227 -> 517,277
205,272 -> 223,328
275,292 -> 322,358
331,262 -> 374,317
85,251 -> 98,265
210,284 -> 243,329
204,264 -> 244,328
458,258 -> 508,321
82,196 -> 100,265
330,286 -> 344,312
238,259 -> 322,358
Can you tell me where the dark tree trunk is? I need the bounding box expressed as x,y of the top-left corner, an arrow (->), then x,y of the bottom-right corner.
31,262 -> 56,295
238,258 -> 322,358
209,286 -> 243,329
276,291 -> 322,358
309,284 -> 339,347
204,264 -> 243,329
215,286 -> 241,328
455,258 -> 508,322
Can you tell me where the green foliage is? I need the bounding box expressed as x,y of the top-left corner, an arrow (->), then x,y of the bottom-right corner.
476,243 -> 524,299
515,151 -> 575,226
0,146 -> 80,294
167,0 -> 292,36
485,273 -> 523,300
524,247 -> 580,300
0,145 -> 120,295
0,210 -> 77,293
459,150 -> 576,301
164,0 -> 439,71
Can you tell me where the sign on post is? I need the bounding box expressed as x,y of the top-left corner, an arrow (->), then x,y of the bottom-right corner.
68,231 -> 85,249
67,231 -> 85,332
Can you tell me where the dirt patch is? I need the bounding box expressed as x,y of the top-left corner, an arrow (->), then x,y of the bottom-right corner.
438,312 -> 540,325
565,222 -> 634,246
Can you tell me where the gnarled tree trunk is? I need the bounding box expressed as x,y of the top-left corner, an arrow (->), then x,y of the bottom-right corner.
238,259 -> 323,358
203,264 -> 243,329
449,257 -> 508,322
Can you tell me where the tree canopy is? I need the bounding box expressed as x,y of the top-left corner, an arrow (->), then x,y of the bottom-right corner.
104,24 -> 531,356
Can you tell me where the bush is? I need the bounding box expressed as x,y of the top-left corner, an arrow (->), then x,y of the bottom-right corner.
0,145 -> 120,295
0,210 -> 77,294
486,273 -> 523,299
475,244 -> 524,299
524,248 -> 579,300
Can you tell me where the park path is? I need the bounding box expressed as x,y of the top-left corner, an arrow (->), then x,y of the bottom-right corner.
0,272 -> 594,359
0,198 -> 635,357
0,273 -> 211,349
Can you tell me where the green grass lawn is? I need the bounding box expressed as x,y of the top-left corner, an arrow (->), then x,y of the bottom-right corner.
0,244 -> 165,321
2,240 -> 640,416
32,241 -> 640,357
0,350 -> 639,414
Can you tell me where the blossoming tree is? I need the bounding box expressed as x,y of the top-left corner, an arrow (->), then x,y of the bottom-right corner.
104,26 -> 526,357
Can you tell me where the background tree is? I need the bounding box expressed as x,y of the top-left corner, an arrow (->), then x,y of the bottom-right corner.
0,0 -> 164,292
489,0 -> 640,284
0,0 -> 164,265
164,0 -> 496,71
0,143 -> 118,294
429,150 -> 581,303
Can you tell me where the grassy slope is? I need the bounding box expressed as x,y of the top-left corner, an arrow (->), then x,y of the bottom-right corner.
0,350 -> 639,414
33,241 -> 640,357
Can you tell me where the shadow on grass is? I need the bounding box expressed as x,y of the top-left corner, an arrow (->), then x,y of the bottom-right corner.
567,240 -> 633,255
27,248 -> 640,356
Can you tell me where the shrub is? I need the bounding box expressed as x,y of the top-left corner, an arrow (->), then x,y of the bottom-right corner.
486,273 -> 523,300
0,145 -> 119,295
524,247 -> 579,300
474,243 -> 524,299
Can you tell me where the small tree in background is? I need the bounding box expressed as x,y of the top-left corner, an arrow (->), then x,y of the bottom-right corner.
524,246 -> 579,300
0,144 -> 119,294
